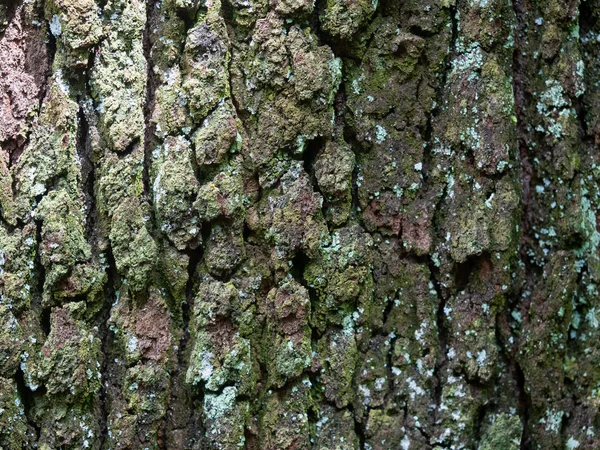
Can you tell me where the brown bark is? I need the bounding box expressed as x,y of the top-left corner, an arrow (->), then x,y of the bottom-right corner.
0,0 -> 599,449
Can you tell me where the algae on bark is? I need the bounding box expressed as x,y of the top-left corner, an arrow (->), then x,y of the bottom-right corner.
1,0 -> 600,449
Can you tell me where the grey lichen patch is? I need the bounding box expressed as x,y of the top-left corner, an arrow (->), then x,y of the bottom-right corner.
226,0 -> 268,28
311,405 -> 359,450
319,0 -> 378,40
12,80 -> 81,221
262,279 -> 311,387
203,386 -> 248,450
0,306 -> 24,376
44,0 -> 103,68
432,370 -> 483,448
314,140 -> 355,226
315,315 -> 358,408
479,413 -> 523,450
152,135 -> 201,250
0,377 -> 29,449
377,258 -> 439,418
35,189 -> 104,306
181,12 -> 231,122
192,101 -> 241,167
247,159 -> 327,272
441,176 -> 519,264
304,223 -> 373,332
186,277 -> 258,395
445,291 -> 502,383
89,0 -> 147,152
0,222 -> 37,311
122,363 -> 170,423
443,52 -> 517,175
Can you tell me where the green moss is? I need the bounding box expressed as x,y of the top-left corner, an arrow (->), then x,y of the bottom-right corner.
320,0 -> 377,39
249,159 -> 328,272
192,101 -> 241,167
479,413 -> 522,450
152,135 -> 201,250
35,189 -> 102,305
0,377 -> 29,449
12,80 -> 81,221
109,197 -> 157,292
205,225 -> 245,277
263,280 -> 311,387
181,14 -> 231,122
304,224 -> 373,330
311,405 -> 359,450
0,223 -> 37,311
314,140 -> 355,225
89,0 -> 147,152
0,306 -> 24,376
45,0 -> 102,68
259,380 -> 311,450
316,315 -> 358,408
186,278 -> 258,395
203,386 -> 248,449
194,157 -> 245,222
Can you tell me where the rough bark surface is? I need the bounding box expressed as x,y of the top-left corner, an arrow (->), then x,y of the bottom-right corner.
0,0 -> 599,448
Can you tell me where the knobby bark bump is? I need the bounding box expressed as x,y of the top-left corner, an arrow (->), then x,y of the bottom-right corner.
0,0 -> 599,449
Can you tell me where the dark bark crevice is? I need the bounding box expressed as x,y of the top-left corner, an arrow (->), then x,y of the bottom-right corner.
97,245 -> 119,450
14,365 -> 41,441
142,0 -> 160,239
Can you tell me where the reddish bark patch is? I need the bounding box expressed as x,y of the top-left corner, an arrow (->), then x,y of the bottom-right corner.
134,293 -> 172,362
0,5 -> 48,156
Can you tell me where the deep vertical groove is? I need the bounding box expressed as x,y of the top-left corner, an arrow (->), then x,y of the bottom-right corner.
142,0 -> 159,237
511,0 -> 531,446
97,247 -> 118,450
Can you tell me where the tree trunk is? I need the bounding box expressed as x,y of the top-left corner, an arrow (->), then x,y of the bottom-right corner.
0,0 -> 598,448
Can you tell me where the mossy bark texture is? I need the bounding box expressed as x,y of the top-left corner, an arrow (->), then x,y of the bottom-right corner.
0,0 -> 599,448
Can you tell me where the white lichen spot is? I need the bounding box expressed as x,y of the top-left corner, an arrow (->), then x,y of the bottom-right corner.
476,350 -> 487,366
447,348 -> 456,360
539,409 -> 563,434
199,351 -> 214,381
566,437 -> 580,449
375,125 -> 388,144
127,335 -> 138,353
204,386 -> 237,420
401,435 -> 410,450
49,15 -> 62,37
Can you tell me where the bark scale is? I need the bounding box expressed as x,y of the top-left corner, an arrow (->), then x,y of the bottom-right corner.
0,0 -> 598,449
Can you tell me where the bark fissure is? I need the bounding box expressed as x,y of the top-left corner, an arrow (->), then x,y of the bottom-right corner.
1,0 -> 600,448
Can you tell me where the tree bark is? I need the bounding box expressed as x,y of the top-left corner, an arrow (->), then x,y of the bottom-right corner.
0,0 -> 599,448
